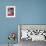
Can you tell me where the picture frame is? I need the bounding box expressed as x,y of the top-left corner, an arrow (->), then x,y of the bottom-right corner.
6,6 -> 16,18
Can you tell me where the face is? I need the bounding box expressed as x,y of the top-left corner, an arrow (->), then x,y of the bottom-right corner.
8,8 -> 14,15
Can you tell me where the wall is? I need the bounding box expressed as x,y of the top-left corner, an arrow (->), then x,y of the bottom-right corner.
0,0 -> 46,44
0,0 -> 17,44
17,0 -> 46,24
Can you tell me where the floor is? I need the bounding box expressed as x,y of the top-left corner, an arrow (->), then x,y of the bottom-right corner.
0,40 -> 46,46
19,39 -> 46,46
0,44 -> 18,46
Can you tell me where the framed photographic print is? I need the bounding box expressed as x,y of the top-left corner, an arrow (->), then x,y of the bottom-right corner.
6,6 -> 16,18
